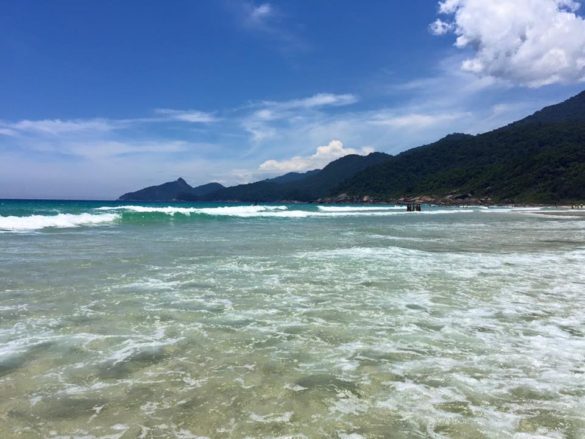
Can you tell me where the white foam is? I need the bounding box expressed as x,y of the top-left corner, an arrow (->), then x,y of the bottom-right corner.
96,205 -> 204,215
247,208 -> 472,218
103,328 -> 182,367
0,213 -> 119,231
298,246 -> 424,260
96,205 -> 289,217
329,395 -> 369,415
95,204 -> 483,218
249,411 -> 294,423
196,205 -> 289,217
318,205 -> 403,212
482,207 -> 547,213
411,209 -> 473,215
172,428 -> 209,439
0,304 -> 28,312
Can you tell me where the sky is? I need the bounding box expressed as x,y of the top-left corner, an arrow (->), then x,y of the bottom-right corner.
1,0 -> 585,199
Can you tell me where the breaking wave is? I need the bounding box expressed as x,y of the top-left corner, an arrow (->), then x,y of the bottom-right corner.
96,205 -> 289,217
0,213 -> 120,232
317,206 -> 403,212
95,205 -> 477,219
1,205 -> 577,232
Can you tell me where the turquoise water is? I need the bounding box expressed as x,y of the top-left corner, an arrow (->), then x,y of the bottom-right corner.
1,200 -> 584,438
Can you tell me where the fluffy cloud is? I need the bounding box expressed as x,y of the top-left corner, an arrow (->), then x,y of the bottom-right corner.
432,0 -> 585,87
259,139 -> 374,173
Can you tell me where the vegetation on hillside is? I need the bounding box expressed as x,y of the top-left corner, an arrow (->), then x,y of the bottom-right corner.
189,152 -> 391,202
337,121 -> 585,203
119,91 -> 585,204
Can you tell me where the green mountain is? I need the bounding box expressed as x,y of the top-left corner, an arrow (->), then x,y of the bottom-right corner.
336,92 -> 585,204
266,169 -> 320,185
189,182 -> 226,197
195,152 -> 391,202
119,179 -> 224,201
119,91 -> 585,204
517,90 -> 585,124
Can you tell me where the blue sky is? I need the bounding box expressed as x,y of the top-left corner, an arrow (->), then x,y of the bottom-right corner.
1,0 -> 585,199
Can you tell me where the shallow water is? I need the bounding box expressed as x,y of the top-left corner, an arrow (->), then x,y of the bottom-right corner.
1,201 -> 584,438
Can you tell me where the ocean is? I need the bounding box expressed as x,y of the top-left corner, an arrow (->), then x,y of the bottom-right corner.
1,200 -> 584,438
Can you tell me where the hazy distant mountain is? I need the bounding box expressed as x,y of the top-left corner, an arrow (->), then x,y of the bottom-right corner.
337,91 -> 585,203
189,182 -> 226,197
118,178 -> 224,201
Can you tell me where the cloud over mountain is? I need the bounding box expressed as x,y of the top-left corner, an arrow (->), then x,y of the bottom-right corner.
259,139 -> 373,173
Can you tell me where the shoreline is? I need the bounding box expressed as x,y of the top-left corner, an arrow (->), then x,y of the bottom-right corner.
2,197 -> 585,209
314,193 -> 585,209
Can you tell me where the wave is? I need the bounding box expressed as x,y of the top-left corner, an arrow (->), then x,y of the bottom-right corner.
318,206 -> 403,212
482,207 -> 547,213
197,205 -> 289,217
94,205 -> 477,219
96,205 -> 289,217
0,213 -> 120,232
96,205 -> 201,215
3,205 -> 569,233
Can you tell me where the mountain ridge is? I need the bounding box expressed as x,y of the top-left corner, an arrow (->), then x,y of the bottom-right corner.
193,152 -> 392,202
119,179 -> 224,202
336,91 -> 585,203
118,91 -> 585,204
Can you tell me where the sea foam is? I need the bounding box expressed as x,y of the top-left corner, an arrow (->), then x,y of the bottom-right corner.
95,204 -> 479,219
317,206 -> 403,212
97,205 -> 289,217
0,213 -> 120,232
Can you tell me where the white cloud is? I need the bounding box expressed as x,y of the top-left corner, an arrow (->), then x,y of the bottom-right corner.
1,118 -> 117,136
243,124 -> 277,143
259,139 -> 374,173
433,0 -> 585,86
0,108 -> 217,139
241,2 -> 275,29
39,140 -> 193,160
0,127 -> 18,136
252,93 -> 358,116
369,112 -> 466,128
242,93 -> 358,142
250,3 -> 273,23
0,112 -> 221,166
155,109 -> 218,123
429,19 -> 454,35
269,93 -> 358,110
230,1 -> 306,53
